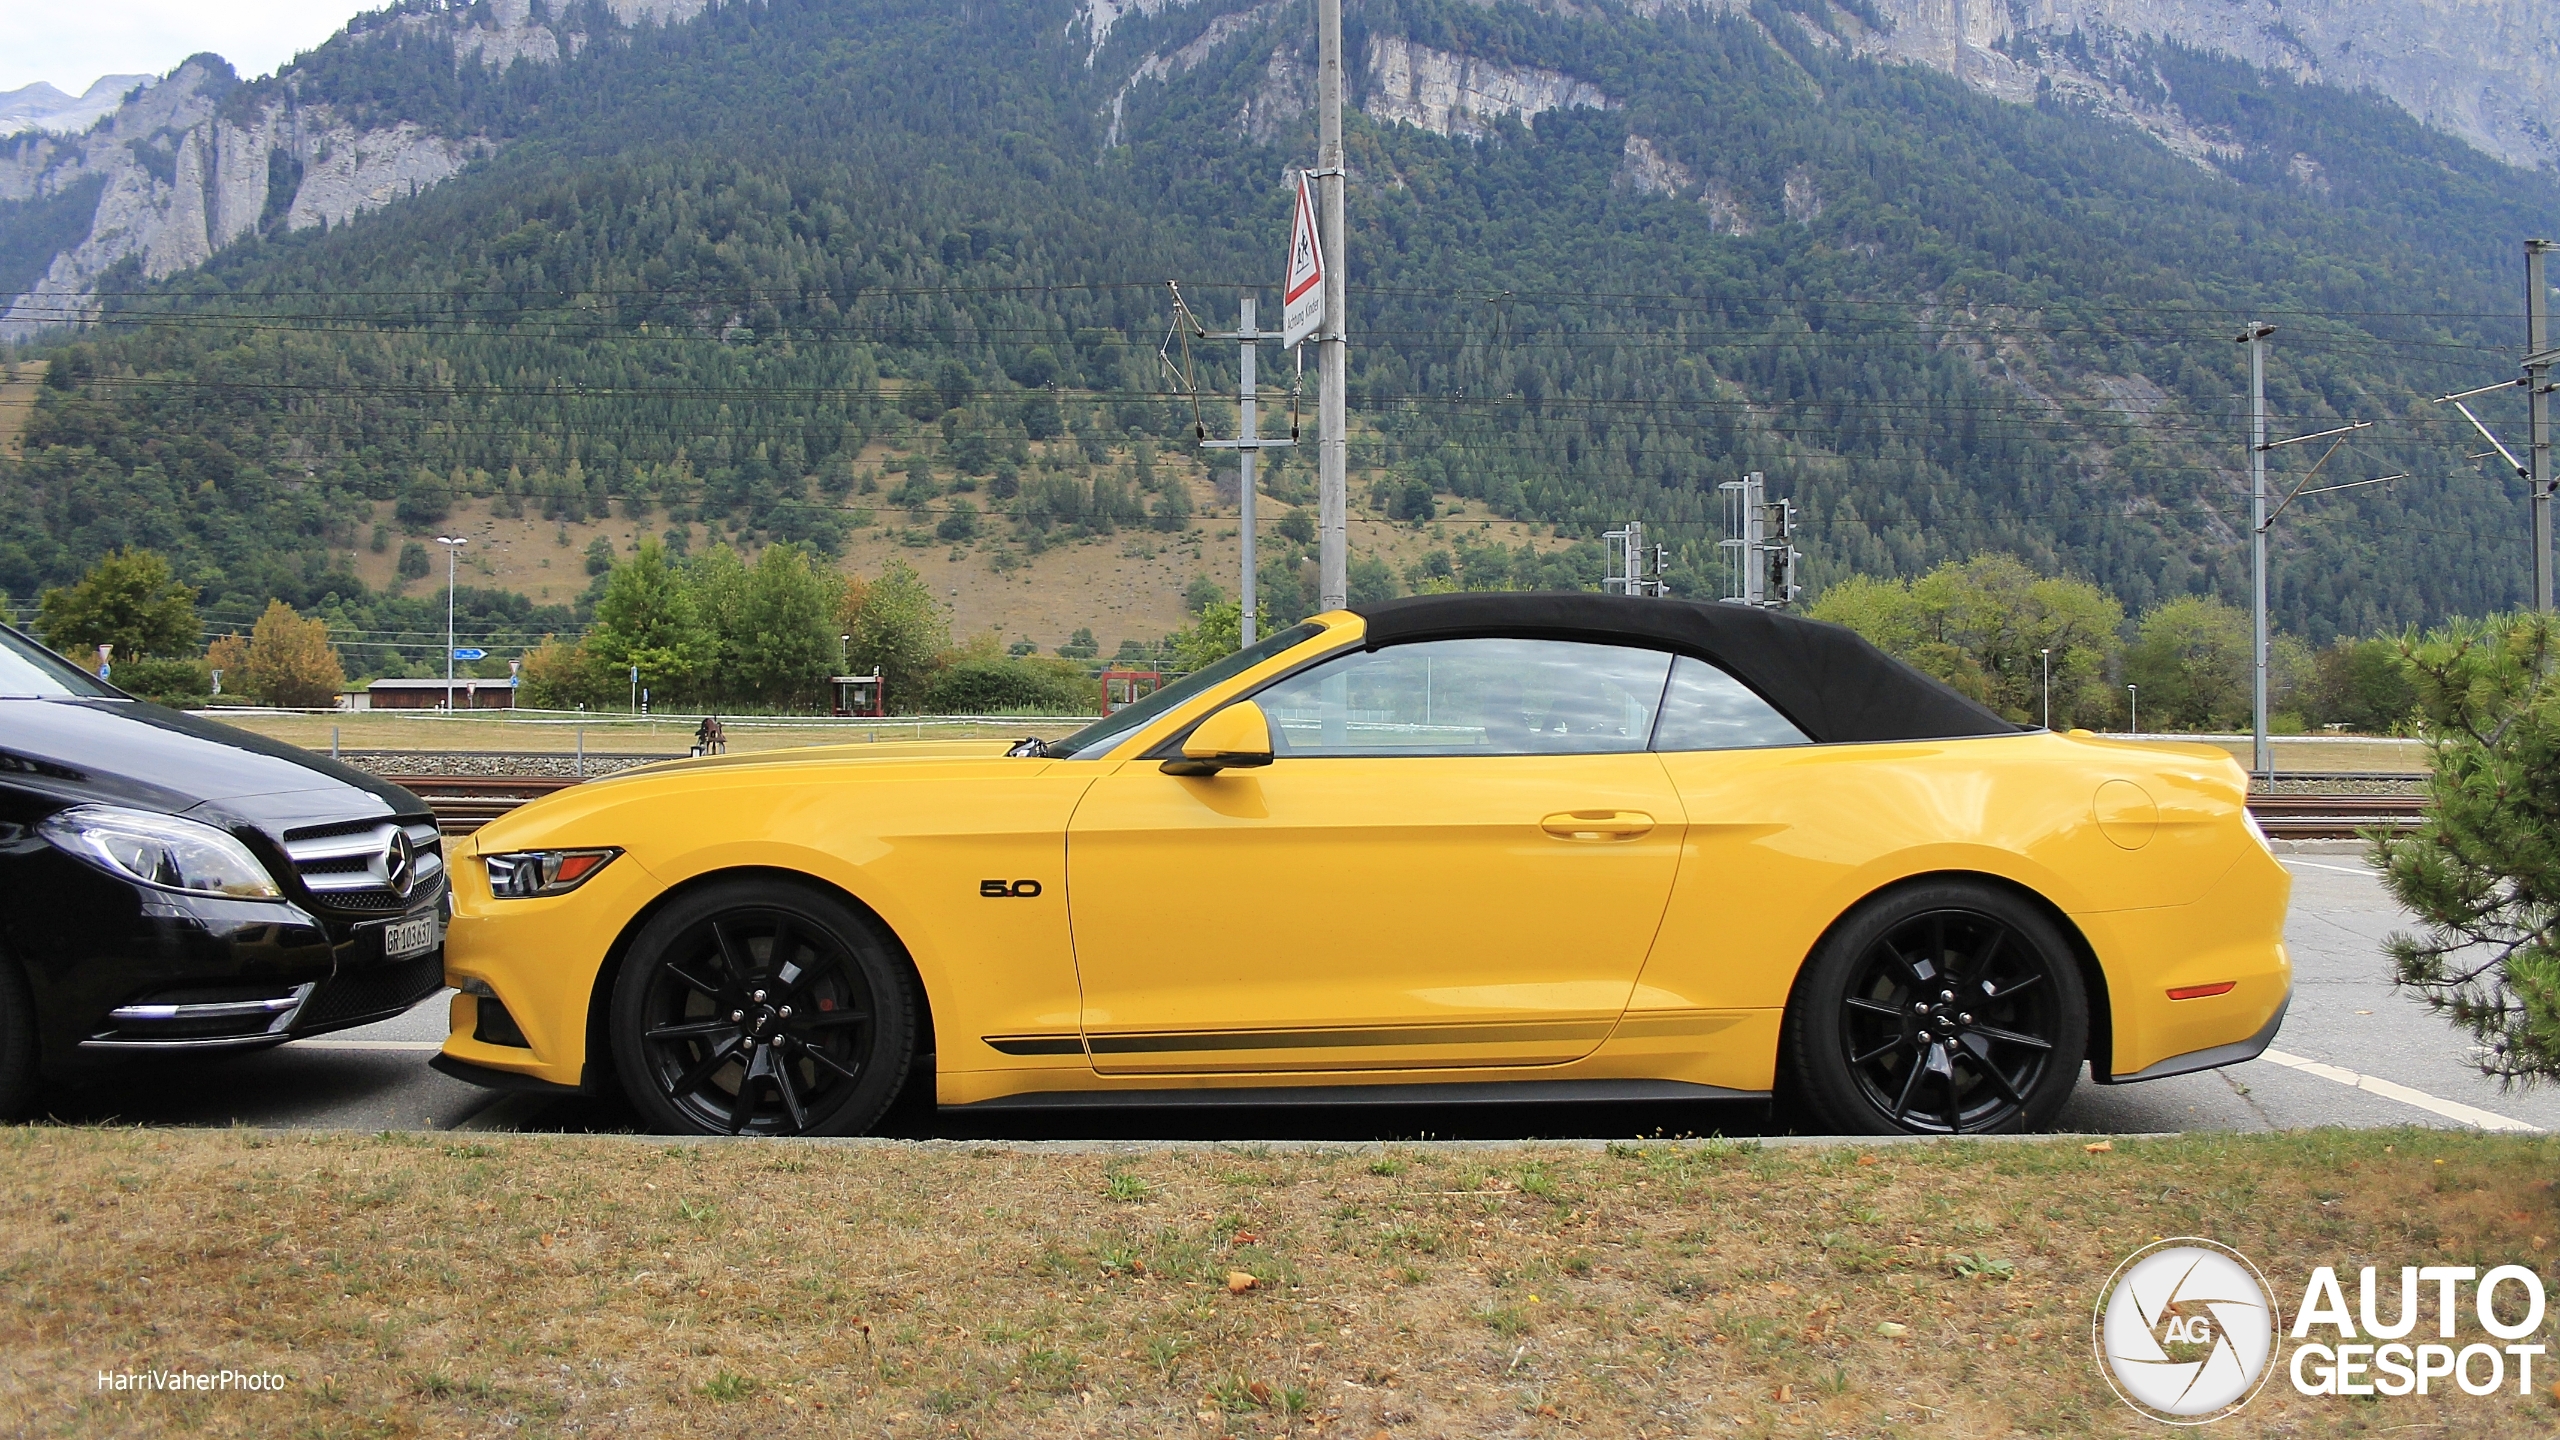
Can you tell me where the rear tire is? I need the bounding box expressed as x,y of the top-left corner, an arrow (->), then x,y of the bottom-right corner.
610,880 -> 917,1137
1784,881 -> 2087,1136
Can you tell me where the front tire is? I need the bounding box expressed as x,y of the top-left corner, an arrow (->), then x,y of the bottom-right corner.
610,880 -> 917,1137
1784,881 -> 2088,1136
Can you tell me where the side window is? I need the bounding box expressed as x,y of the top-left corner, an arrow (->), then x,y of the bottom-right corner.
1251,637 -> 1675,757
1649,654 -> 1809,751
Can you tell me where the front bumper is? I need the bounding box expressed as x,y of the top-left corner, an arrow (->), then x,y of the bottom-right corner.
12,845 -> 451,1060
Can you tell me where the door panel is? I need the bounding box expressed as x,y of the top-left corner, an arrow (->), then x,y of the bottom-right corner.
1066,752 -> 1686,1073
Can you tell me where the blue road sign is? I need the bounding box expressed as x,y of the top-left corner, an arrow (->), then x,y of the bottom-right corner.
452,647 -> 488,661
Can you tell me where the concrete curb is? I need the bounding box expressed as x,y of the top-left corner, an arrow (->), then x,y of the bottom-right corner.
189,1126 -> 2191,1156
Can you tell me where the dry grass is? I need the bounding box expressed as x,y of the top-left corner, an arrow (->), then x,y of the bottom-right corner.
334,423 -> 1528,655
3,1127 -> 2555,1437
2178,735 -> 2429,774
0,361 -> 45,460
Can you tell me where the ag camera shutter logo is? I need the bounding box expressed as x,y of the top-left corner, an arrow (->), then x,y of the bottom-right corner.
2095,1239 -> 2281,1424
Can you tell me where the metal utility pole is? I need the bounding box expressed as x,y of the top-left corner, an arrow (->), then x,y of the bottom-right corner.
2531,239 -> 2555,611
2433,241 -> 2556,609
1314,0 -> 1348,610
2237,324 -> 2274,781
1201,296 -> 1292,648
435,535 -> 467,711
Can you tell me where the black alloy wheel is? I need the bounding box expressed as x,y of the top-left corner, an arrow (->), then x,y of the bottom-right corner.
610,881 -> 915,1137
1785,882 -> 2088,1136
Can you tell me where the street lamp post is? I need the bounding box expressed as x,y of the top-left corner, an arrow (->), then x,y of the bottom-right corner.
2126,684 -> 2138,736
434,536 -> 468,710
2040,648 -> 2051,731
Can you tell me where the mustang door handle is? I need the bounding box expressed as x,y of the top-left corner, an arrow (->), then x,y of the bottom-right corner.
1539,810 -> 1655,841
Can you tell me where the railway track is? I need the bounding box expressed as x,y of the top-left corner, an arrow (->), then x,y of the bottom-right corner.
396,773 -> 2426,840
2246,793 -> 2423,839
397,775 -> 583,835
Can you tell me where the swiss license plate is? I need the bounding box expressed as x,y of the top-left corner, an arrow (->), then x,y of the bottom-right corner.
382,912 -> 441,959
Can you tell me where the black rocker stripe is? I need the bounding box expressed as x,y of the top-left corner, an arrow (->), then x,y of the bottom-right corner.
982,1034 -> 1087,1056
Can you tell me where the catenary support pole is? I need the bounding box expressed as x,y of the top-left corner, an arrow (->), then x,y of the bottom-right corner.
1315,0 -> 1347,610
1239,296 -> 1259,648
1200,300 -> 1291,646
2530,239 -> 2554,612
2240,324 -> 2274,783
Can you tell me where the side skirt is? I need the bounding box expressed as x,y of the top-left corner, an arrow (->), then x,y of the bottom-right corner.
945,1078 -> 1768,1112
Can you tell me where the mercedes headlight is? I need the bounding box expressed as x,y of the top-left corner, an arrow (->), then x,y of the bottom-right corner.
482,848 -> 620,898
39,805 -> 285,900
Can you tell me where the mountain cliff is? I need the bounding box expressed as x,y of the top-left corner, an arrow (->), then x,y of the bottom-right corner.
1,0 -> 2556,659
1854,0 -> 2560,175
6,0 -> 2554,336
0,77 -> 157,139
0,0 -> 708,338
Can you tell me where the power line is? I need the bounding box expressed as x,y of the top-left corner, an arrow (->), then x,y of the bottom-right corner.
53,277 -> 2532,324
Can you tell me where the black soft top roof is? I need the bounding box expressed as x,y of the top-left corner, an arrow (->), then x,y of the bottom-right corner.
1352,592 -> 2019,744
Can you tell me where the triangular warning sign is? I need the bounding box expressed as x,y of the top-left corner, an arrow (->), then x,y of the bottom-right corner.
1282,170 -> 1326,349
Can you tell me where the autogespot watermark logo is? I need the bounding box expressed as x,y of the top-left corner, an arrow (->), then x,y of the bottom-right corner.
2095,1242 -> 2551,1423
2096,1239 -> 2282,1424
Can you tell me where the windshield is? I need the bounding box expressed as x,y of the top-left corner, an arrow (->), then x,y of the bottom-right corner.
1048,622 -> 1330,758
0,624 -> 121,700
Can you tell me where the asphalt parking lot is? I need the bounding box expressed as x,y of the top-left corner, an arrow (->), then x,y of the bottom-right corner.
35,846 -> 2556,1140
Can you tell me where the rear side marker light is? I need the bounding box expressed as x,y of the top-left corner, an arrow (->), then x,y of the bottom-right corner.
2167,982 -> 2237,1000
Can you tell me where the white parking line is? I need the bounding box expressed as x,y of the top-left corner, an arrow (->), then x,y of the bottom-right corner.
2257,1049 -> 2541,1133
2282,858 -> 2379,877
288,1039 -> 445,1052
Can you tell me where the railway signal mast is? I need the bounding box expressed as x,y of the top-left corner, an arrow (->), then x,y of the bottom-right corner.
1719,472 -> 1800,607
1603,520 -> 1668,597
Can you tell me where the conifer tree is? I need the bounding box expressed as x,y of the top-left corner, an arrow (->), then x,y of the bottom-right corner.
2371,612 -> 2560,1083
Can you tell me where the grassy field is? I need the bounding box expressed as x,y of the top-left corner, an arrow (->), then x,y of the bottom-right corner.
2,1127 -> 2552,1437
203,710 -> 1091,755
203,708 -> 2433,772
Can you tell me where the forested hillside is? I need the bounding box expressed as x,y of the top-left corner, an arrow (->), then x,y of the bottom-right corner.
1,0 -> 2554,673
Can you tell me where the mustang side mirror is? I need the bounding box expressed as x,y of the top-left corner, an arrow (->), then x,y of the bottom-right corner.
1161,702 -> 1274,776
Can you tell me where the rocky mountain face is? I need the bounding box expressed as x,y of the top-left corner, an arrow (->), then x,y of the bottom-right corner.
1843,0 -> 2560,176
4,0 -> 2552,339
1092,0 -> 2557,174
1362,34 -> 1611,139
0,76 -> 156,138
0,61 -> 485,338
0,0 -> 708,339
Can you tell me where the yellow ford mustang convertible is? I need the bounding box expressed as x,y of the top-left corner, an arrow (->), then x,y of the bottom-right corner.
435,593 -> 2290,1137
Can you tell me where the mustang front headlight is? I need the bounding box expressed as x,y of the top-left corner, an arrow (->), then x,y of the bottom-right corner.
39,805 -> 285,900
482,848 -> 620,898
